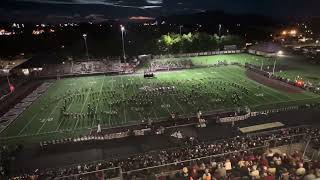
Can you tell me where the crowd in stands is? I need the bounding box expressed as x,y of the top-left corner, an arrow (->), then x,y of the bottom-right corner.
173,147 -> 320,180
0,145 -> 23,177
34,61 -> 124,77
149,59 -> 193,72
7,126 -> 320,179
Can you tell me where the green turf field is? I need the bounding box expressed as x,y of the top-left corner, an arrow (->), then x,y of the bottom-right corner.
190,53 -> 279,66
1,54 -> 320,144
188,53 -> 320,86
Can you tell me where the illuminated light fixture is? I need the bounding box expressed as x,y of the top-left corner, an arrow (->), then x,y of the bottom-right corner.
289,30 -> 297,36
277,51 -> 283,56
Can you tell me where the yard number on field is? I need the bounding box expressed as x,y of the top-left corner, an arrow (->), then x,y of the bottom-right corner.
40,118 -> 54,123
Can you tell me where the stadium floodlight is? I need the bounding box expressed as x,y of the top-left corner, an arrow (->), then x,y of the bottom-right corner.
282,31 -> 287,35
82,33 -> 89,60
289,30 -> 297,36
120,25 -> 126,62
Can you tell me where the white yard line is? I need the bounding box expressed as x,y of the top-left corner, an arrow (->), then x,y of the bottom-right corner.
16,83 -> 55,135
37,99 -> 62,134
217,74 -> 262,105
129,78 -> 144,121
18,113 -> 39,135
108,77 -> 114,127
73,86 -> 91,130
91,76 -> 106,127
55,92 -> 77,131
120,76 -> 127,124
137,77 -> 159,121
226,68 -> 285,102
169,93 -> 185,114
160,96 -> 171,114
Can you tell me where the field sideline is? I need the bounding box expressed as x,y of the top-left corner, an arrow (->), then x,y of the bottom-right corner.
1,54 -> 320,144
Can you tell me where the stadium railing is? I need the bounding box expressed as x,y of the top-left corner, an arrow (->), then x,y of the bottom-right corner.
52,166 -> 122,180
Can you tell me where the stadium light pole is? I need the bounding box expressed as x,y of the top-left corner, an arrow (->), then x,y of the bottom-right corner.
272,58 -> 276,75
120,25 -> 126,62
179,25 -> 183,35
82,34 -> 89,61
273,51 -> 283,75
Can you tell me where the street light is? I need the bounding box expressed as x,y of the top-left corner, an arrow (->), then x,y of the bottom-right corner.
82,33 -> 89,60
120,25 -> 126,62
179,25 -> 183,35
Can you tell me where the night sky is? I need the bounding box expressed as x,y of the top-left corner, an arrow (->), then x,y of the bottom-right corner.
1,0 -> 320,22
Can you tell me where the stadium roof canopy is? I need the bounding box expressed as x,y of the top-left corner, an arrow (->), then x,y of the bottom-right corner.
249,42 -> 283,54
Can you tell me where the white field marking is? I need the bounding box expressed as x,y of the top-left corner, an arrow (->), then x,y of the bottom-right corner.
73,83 -> 92,130
2,126 -> 92,140
108,76 -> 114,127
17,83 -> 55,135
225,67 -> 285,102
137,77 -> 159,121
160,96 -> 171,115
216,72 -> 262,105
191,74 -> 216,109
249,96 -> 320,110
129,77 -> 144,121
245,70 -> 302,101
18,113 -> 39,135
91,76 -> 106,127
120,76 -> 127,124
55,89 -> 78,131
37,99 -> 62,134
5,96 -> 320,140
226,67 -> 290,100
169,89 -> 185,114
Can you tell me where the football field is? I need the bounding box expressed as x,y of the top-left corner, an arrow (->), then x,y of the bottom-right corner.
1,63 -> 320,144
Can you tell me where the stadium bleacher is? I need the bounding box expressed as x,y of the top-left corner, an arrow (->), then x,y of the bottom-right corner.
7,126 -> 320,179
0,82 -> 53,133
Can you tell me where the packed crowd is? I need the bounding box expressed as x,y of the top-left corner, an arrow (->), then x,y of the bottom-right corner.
149,59 -> 193,71
172,148 -> 320,180
8,126 -> 320,179
0,145 -> 22,177
25,61 -> 124,78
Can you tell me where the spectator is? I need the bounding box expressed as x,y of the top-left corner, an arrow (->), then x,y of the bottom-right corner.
224,159 -> 232,172
202,169 -> 211,180
182,167 -> 189,179
249,165 -> 260,179
215,163 -> 226,179
296,162 -> 306,176
280,168 -> 290,180
303,169 -> 316,180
